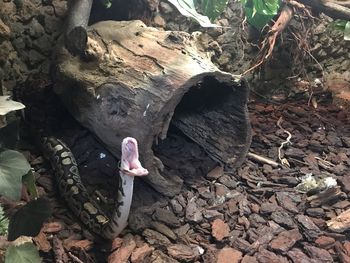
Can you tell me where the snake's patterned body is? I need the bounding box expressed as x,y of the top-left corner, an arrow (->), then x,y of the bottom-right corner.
42,136 -> 148,239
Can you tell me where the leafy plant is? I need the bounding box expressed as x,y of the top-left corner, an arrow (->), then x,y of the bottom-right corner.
168,0 -> 222,27
8,198 -> 52,241
5,237 -> 41,263
0,97 -> 51,260
100,0 -> 113,8
241,0 -> 281,30
0,150 -> 31,201
330,20 -> 350,41
0,206 -> 9,236
196,0 -> 229,22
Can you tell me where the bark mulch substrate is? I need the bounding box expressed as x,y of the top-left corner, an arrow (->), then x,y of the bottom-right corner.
29,98 -> 350,263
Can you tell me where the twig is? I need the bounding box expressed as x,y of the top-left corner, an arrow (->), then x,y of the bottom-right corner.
68,252 -> 84,263
247,152 -> 280,167
277,117 -> 292,167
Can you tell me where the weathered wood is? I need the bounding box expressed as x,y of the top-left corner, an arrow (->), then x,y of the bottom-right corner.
53,20 -> 251,196
64,0 -> 93,54
300,0 -> 350,20
327,208 -> 350,233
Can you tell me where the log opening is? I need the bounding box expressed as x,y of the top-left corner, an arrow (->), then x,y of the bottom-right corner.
54,20 -> 251,196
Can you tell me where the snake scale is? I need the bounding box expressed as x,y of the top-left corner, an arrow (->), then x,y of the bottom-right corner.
41,136 -> 148,239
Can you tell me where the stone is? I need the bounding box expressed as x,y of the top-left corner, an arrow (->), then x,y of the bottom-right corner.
275,192 -> 299,214
296,215 -> 323,240
306,208 -> 325,218
154,208 -> 181,227
241,255 -> 258,263
131,244 -> 154,263
185,199 -> 203,223
207,166 -> 224,179
260,202 -> 281,214
256,249 -> 289,263
287,248 -> 316,263
303,244 -> 333,263
211,219 -> 230,241
216,247 -> 242,263
108,235 -> 136,263
203,209 -> 224,220
150,222 -> 177,241
315,236 -> 335,249
142,229 -> 171,246
167,244 -> 200,262
269,229 -> 303,252
270,211 -> 295,229
151,251 -> 180,263
0,18 -> 11,39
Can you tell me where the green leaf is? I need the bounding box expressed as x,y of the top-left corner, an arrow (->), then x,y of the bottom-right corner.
0,150 -> 31,201
168,0 -> 222,27
0,206 -> 9,236
8,198 -> 52,241
242,0 -> 280,30
100,0 -> 113,8
199,0 -> 229,22
5,242 -> 41,263
344,21 -> 350,41
22,170 -> 38,199
0,96 -> 25,116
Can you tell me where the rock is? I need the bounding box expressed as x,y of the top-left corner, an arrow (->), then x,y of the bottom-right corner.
269,229 -> 303,252
170,199 -> 184,215
108,235 -> 136,263
303,244 -> 334,263
131,244 -> 154,263
151,250 -> 180,263
327,208 -> 350,233
185,199 -> 203,223
287,248 -> 316,263
150,222 -> 177,241
285,148 -> 305,158
270,211 -> 296,229
306,208 -> 325,218
211,219 -> 230,241
153,15 -> 166,27
167,244 -> 200,262
154,208 -> 181,227
275,192 -> 299,214
216,247 -> 242,263
0,18 -> 11,39
232,238 -> 251,253
241,255 -> 258,263
203,209 -> 224,220
260,202 -> 281,214
142,229 -> 171,246
296,215 -> 323,240
248,214 -> 267,228
315,236 -> 335,249
218,174 -> 238,189
129,207 -> 153,231
256,249 -> 289,263
207,166 -> 224,179
215,183 -> 228,197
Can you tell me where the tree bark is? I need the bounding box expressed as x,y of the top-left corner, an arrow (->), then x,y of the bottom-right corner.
64,0 -> 93,55
53,20 -> 251,196
300,0 -> 350,20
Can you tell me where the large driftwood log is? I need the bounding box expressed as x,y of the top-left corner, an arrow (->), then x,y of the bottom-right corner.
300,0 -> 350,20
53,20 -> 251,196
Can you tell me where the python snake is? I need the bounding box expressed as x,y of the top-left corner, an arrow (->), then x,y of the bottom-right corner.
42,136 -> 148,239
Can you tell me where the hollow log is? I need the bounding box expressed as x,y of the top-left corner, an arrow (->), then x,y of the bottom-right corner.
300,0 -> 350,20
53,20 -> 251,196
64,0 -> 93,54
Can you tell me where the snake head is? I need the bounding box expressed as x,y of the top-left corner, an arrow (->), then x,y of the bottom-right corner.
120,137 -> 149,177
